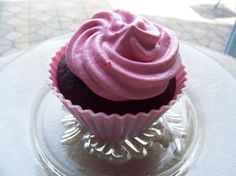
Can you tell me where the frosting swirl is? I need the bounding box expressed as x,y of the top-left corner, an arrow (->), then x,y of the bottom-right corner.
65,10 -> 181,101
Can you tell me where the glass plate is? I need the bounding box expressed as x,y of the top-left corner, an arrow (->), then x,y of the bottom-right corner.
30,85 -> 202,176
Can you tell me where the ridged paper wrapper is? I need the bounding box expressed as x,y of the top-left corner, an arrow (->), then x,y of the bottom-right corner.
49,46 -> 187,142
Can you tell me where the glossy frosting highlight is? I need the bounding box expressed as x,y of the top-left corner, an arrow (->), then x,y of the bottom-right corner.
65,10 -> 181,101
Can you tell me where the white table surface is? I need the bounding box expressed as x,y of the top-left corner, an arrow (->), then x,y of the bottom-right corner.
0,36 -> 236,176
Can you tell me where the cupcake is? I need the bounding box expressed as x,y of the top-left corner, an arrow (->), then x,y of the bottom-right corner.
49,10 -> 186,142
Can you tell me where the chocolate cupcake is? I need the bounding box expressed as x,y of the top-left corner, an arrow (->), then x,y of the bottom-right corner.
57,55 -> 176,115
49,10 -> 187,141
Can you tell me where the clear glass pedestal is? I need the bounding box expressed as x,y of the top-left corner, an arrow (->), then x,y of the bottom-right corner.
30,85 -> 201,176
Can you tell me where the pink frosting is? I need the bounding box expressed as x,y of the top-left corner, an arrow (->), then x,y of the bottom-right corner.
65,10 -> 181,101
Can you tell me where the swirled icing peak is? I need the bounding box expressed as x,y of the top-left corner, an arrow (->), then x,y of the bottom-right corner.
65,10 -> 181,101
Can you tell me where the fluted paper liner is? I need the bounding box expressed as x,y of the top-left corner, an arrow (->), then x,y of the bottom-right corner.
49,46 -> 187,142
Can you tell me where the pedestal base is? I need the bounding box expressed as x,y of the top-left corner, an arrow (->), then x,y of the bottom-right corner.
30,86 -> 201,176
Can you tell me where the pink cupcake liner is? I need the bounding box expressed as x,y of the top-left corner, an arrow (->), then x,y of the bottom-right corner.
49,46 -> 187,142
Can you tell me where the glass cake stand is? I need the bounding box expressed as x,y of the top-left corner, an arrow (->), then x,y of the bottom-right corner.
30,85 -> 202,176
